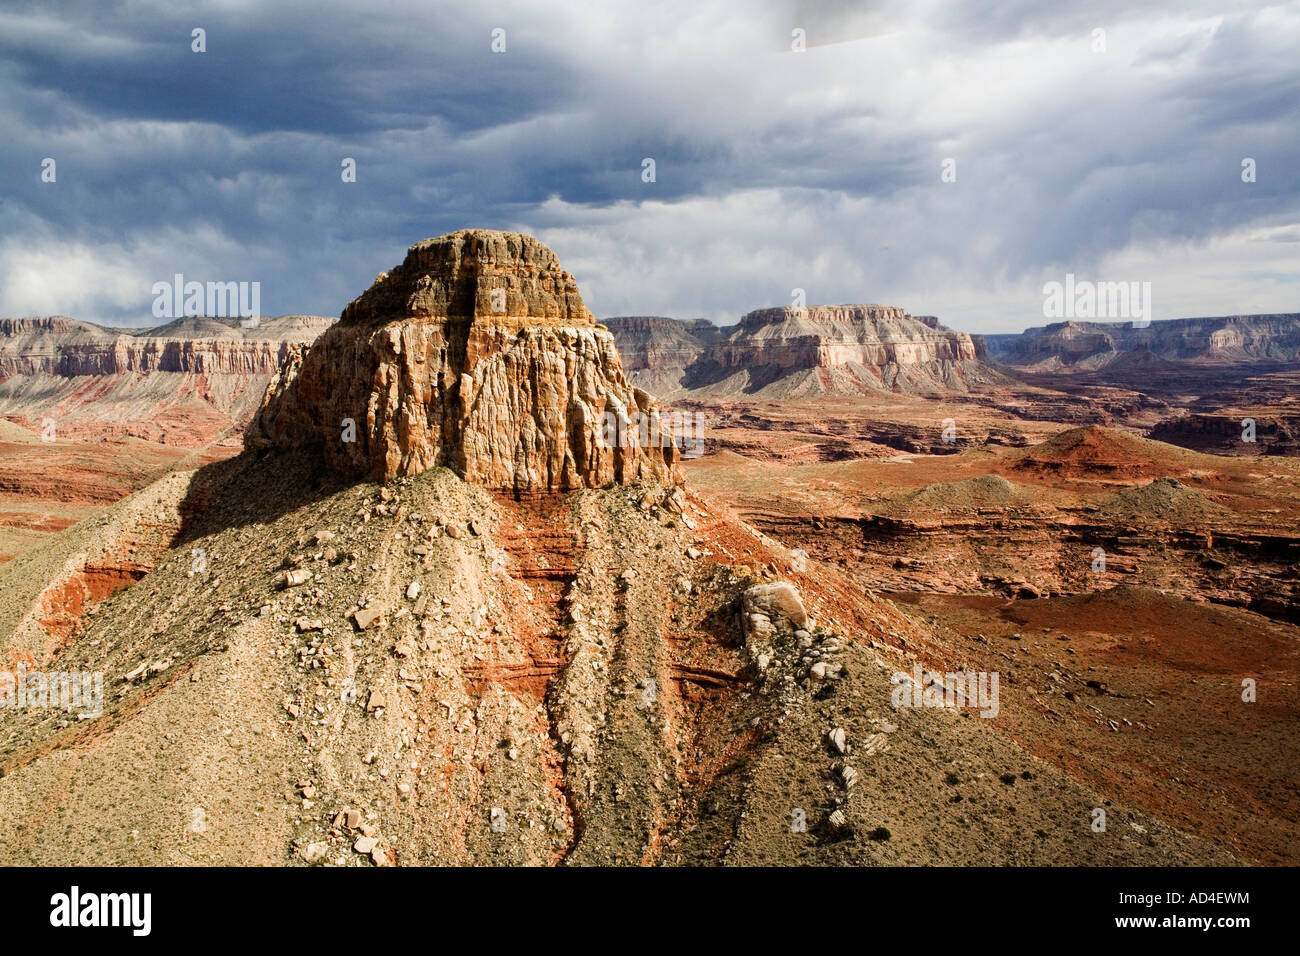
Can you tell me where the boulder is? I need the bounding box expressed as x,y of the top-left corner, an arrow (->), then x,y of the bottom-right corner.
742,582 -> 811,631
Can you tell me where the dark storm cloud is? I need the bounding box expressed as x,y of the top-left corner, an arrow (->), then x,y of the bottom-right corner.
0,0 -> 1296,330
0,0 -> 571,135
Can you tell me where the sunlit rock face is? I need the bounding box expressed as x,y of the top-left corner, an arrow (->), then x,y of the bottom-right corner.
249,229 -> 681,491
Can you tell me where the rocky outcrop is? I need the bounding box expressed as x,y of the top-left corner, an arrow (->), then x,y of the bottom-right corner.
986,314 -> 1300,369
249,229 -> 681,491
606,307 -> 998,398
4,432 -> 1239,865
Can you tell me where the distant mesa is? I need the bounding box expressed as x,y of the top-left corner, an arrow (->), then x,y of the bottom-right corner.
984,314 -> 1300,370
0,314 -> 334,447
0,314 -> 335,377
249,229 -> 681,492
608,311 -> 1300,397
606,306 -> 1000,399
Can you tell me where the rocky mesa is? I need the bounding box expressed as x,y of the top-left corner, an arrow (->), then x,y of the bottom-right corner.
607,306 -> 997,399
249,230 -> 680,491
719,304 -> 984,370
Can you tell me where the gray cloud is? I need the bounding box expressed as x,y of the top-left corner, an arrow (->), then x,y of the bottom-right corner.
0,0 -> 1296,331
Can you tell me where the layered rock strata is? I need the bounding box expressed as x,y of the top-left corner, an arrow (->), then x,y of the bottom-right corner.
606,307 -> 995,397
0,315 -> 335,448
719,305 -> 984,369
0,315 -> 334,378
249,230 -> 681,491
984,314 -> 1300,369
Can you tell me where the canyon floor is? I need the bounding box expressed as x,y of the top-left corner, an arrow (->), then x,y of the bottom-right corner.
684,405 -> 1300,866
0,421 -> 233,566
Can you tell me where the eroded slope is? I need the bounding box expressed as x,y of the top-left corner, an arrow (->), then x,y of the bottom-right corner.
0,449 -> 1234,865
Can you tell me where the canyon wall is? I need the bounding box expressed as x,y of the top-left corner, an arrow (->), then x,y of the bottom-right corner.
986,314 -> 1300,369
607,306 -> 996,398
719,305 -> 983,369
600,317 -> 726,371
0,315 -> 334,378
0,315 -> 334,446
1149,412 -> 1299,457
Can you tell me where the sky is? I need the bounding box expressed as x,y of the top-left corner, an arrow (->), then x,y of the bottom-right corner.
1,0 -> 1297,333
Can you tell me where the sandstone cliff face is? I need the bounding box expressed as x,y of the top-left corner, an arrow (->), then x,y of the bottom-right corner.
250,230 -> 681,491
720,305 -> 981,370
607,307 -> 996,398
